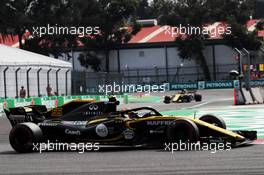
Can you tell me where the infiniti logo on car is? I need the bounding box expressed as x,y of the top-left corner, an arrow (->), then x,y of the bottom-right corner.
89,104 -> 99,111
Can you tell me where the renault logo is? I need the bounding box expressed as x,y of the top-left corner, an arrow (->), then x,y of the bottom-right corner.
89,104 -> 99,111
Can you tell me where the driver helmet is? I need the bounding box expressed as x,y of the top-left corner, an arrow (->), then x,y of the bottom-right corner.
180,89 -> 187,94
128,112 -> 138,119
108,95 -> 117,102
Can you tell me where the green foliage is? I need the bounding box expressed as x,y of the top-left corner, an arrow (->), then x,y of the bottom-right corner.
78,0 -> 140,72
154,0 -> 212,80
148,0 -> 261,80
0,0 -> 78,53
1,0 -> 262,74
149,0 -> 255,25
175,35 -> 204,61
0,0 -> 139,72
224,19 -> 262,50
255,0 -> 264,18
78,52 -> 101,71
25,0 -> 84,55
0,0 -> 34,47
136,0 -> 152,19
256,19 -> 264,30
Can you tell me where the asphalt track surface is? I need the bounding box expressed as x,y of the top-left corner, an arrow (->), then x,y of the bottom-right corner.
1,89 -> 264,174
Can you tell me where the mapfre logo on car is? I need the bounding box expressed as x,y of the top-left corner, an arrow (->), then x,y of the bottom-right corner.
89,104 -> 99,111
147,120 -> 176,126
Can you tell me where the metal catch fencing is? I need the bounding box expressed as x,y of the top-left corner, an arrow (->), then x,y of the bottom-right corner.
71,64 -> 237,94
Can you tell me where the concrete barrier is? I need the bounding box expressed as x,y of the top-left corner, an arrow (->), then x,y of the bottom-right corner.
252,88 -> 264,103
259,87 -> 264,100
234,87 -> 264,105
242,88 -> 254,104
234,88 -> 246,105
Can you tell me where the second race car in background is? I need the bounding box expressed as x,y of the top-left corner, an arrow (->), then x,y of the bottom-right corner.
164,89 -> 202,103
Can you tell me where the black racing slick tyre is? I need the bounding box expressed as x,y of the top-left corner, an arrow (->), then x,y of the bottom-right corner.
182,95 -> 191,103
166,119 -> 200,143
163,96 -> 171,104
194,94 -> 202,102
199,114 -> 226,129
9,122 -> 42,153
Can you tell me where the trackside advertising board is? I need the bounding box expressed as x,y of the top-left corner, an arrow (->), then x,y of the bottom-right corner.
250,80 -> 264,86
170,83 -> 198,90
170,81 -> 234,90
170,80 -> 264,90
198,81 -> 234,89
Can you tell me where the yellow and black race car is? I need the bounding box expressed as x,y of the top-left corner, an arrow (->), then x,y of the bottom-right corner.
4,99 -> 256,153
164,89 -> 202,103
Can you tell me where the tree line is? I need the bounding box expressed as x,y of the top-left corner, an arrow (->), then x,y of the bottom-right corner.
0,0 -> 263,80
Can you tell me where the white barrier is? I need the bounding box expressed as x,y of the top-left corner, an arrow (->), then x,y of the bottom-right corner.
252,88 -> 263,103
260,87 -> 264,101
242,88 -> 254,104
235,86 -> 264,105
235,89 -> 245,105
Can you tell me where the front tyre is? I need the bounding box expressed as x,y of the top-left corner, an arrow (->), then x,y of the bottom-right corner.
9,122 -> 42,153
166,119 -> 200,143
199,114 -> 226,129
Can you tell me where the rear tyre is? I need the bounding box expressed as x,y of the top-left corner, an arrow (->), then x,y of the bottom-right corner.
182,95 -> 191,103
194,94 -> 202,101
9,122 -> 42,153
166,119 -> 200,143
163,96 -> 171,104
199,114 -> 226,129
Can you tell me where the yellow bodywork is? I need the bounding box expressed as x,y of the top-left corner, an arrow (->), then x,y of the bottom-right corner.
85,114 -> 245,141
86,115 -> 245,142
172,94 -> 181,102
125,116 -> 245,141
193,118 -> 244,140
24,107 -> 33,113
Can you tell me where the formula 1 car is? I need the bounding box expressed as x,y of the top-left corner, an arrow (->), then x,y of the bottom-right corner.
164,89 -> 202,103
4,99 -> 256,153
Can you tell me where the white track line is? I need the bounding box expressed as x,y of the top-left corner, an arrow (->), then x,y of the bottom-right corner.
184,98 -> 233,109
185,101 -> 209,109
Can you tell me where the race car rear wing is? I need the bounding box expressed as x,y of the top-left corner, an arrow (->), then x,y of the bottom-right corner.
4,105 -> 47,127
